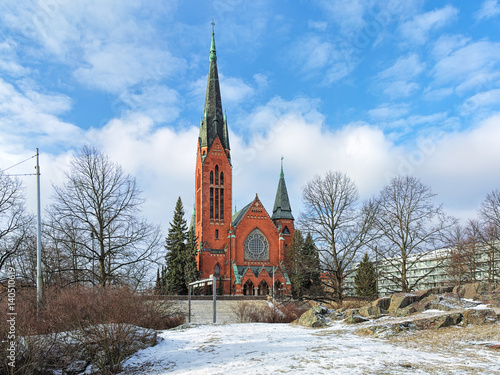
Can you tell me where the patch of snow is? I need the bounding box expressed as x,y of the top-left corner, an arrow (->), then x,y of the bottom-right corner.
473,304 -> 491,310
120,322 -> 500,374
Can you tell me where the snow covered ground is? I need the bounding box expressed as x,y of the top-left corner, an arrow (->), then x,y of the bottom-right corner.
121,321 -> 500,374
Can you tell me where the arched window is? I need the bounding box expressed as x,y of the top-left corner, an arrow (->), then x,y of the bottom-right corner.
215,188 -> 219,219
258,280 -> 269,295
210,171 -> 214,185
214,264 -> 220,277
215,229 -> 219,239
215,165 -> 219,185
220,172 -> 224,186
243,280 -> 254,296
210,188 -> 214,219
220,189 -> 224,220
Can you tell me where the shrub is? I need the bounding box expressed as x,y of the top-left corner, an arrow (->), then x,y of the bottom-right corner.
0,286 -> 185,374
231,301 -> 308,323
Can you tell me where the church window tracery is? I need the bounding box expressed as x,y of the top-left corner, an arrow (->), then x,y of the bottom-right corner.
244,228 -> 269,261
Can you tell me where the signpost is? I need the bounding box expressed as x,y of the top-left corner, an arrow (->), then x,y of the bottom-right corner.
188,275 -> 217,323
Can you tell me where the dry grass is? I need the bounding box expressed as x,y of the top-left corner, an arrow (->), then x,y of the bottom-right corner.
230,301 -> 308,323
326,298 -> 373,310
389,323 -> 500,353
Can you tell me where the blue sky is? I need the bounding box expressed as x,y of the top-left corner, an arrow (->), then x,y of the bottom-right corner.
1,0 -> 500,234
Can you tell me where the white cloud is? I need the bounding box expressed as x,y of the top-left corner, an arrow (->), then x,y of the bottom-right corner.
461,89 -> 500,114
476,0 -> 500,20
316,0 -> 367,35
418,113 -> 500,211
289,34 -> 355,84
399,5 -> 458,44
74,44 -> 181,94
118,84 -> 180,124
431,34 -> 470,60
0,41 -> 29,77
379,54 -> 425,80
376,54 -> 425,98
0,78 -> 81,152
432,41 -> 500,86
1,1 -> 184,95
368,103 -> 410,120
220,76 -> 255,106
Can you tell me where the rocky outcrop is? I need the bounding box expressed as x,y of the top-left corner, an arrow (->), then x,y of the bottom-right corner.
294,305 -> 330,328
357,308 -> 497,338
461,308 -> 498,326
388,292 -> 426,312
359,306 -> 382,318
372,297 -> 391,310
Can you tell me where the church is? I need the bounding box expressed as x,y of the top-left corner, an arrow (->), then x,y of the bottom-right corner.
193,27 -> 294,296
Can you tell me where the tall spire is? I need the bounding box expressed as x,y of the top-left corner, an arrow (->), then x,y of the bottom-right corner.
210,20 -> 216,62
272,158 -> 294,221
198,21 -> 229,152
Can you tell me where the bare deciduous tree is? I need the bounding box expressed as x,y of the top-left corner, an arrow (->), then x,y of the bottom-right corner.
478,190 -> 500,282
299,171 -> 377,302
0,170 -> 32,273
48,146 -> 162,287
373,176 -> 454,293
444,223 -> 472,285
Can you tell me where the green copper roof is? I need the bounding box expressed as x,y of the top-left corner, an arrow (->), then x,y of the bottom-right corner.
198,23 -> 230,153
271,160 -> 294,220
231,201 -> 252,227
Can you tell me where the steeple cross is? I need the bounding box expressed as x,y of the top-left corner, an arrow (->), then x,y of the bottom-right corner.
211,20 -> 215,34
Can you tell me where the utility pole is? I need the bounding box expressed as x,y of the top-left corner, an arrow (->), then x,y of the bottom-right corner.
36,148 -> 42,309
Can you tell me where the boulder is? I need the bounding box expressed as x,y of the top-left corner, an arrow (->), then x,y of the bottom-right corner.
412,312 -> 463,330
357,311 -> 465,337
327,310 -> 346,321
345,314 -> 369,324
358,306 -> 382,318
392,305 -> 418,317
344,308 -> 360,317
372,297 -> 391,310
388,293 -> 423,312
456,283 -> 480,299
461,308 -> 498,326
295,305 -> 329,328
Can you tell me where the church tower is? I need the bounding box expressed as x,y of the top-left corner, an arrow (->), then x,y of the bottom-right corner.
272,160 -> 295,257
195,24 -> 232,275
193,24 -> 293,295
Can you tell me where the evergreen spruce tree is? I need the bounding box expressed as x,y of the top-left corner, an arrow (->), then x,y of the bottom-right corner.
284,230 -> 305,298
154,268 -> 161,294
354,253 -> 377,297
184,225 -> 200,289
165,197 -> 189,295
302,233 -> 322,295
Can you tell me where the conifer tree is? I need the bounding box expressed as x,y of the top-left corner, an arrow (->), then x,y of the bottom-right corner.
165,197 -> 189,294
354,253 -> 377,297
302,233 -> 322,295
284,230 -> 305,298
154,268 -> 162,294
184,225 -> 200,289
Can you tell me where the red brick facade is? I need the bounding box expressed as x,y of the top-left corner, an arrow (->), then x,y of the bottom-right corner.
193,30 -> 294,295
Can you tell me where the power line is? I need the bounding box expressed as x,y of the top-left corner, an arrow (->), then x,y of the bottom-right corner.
4,173 -> 37,177
1,154 -> 37,173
